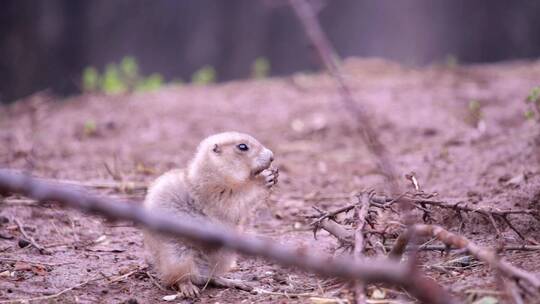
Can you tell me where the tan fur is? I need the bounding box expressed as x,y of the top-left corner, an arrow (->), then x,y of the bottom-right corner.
143,132 -> 276,295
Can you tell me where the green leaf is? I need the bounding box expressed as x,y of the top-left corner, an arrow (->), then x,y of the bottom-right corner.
525,109 -> 535,120
191,65 -> 216,85
445,54 -> 459,68
526,86 -> 540,103
82,67 -> 99,92
84,120 -> 97,136
101,64 -> 127,95
251,57 -> 270,79
120,56 -> 139,80
136,73 -> 163,92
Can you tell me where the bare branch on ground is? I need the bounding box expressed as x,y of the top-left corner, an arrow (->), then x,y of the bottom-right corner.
390,224 -> 540,295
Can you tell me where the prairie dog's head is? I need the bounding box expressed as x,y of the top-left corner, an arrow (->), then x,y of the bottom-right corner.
188,132 -> 274,186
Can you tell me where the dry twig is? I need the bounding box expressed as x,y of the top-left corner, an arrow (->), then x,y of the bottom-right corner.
311,193 -> 537,240
390,224 -> 540,295
287,0 -> 408,214
14,218 -> 51,254
408,197 -> 537,239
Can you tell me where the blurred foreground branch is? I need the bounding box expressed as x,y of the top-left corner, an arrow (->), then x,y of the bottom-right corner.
0,170 -> 453,303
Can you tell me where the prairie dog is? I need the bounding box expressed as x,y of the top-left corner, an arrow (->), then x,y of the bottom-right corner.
143,132 -> 278,296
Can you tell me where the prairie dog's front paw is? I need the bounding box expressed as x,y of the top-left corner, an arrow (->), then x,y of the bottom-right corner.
261,168 -> 278,189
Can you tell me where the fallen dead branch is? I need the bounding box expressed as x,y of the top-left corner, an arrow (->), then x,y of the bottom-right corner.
406,196 -> 538,239
387,244 -> 540,253
306,189 -> 540,301
390,224 -> 540,296
0,170 -> 454,304
309,192 -> 537,241
316,217 -> 354,247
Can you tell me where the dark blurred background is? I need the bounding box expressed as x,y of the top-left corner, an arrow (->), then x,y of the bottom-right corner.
2,0 -> 540,103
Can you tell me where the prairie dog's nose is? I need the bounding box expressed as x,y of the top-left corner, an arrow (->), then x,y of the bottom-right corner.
266,149 -> 274,162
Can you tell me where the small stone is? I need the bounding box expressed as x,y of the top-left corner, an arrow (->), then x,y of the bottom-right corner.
0,270 -> 11,277
0,216 -> 9,224
18,239 -> 31,248
162,294 -> 178,301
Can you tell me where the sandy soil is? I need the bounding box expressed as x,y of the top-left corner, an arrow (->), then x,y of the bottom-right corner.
1,58 -> 540,303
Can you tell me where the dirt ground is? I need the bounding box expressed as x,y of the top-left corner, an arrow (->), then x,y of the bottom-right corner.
1,58 -> 540,303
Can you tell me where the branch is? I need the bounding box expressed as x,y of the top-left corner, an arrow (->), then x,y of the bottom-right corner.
405,196 -> 537,239
391,224 -> 540,293
0,170 -> 454,304
353,192 -> 372,304
14,218 -> 51,254
288,0 -> 405,204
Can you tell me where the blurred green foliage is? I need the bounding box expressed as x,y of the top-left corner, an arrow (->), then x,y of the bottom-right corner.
102,64 -> 127,94
136,74 -> 164,92
82,56 -> 276,94
524,86 -> 540,121
191,65 -> 216,85
82,67 -> 99,92
444,54 -> 459,68
526,86 -> 540,103
82,56 -> 164,95
251,57 -> 270,79
467,100 -> 483,127
468,100 -> 482,115
83,119 -> 97,136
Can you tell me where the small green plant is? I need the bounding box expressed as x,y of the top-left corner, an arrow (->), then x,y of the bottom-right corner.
444,54 -> 459,68
251,57 -> 270,79
191,65 -> 216,85
525,86 -> 540,121
83,119 -> 97,136
136,73 -> 163,92
81,56 -> 164,95
82,67 -> 99,92
467,100 -> 483,127
102,63 -> 127,94
120,56 -> 138,82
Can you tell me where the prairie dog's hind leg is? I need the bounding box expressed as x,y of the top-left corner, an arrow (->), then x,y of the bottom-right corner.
149,238 -> 201,297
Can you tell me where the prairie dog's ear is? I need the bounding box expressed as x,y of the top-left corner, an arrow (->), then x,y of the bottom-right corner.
212,144 -> 221,154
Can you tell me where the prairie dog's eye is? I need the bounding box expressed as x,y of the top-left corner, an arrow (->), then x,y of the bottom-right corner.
237,143 -> 249,151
